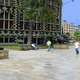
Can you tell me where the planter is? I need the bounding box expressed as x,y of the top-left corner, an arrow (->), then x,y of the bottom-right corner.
0,50 -> 8,59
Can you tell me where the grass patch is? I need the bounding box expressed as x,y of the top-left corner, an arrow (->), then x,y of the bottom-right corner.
0,44 -> 32,50
0,44 -> 21,50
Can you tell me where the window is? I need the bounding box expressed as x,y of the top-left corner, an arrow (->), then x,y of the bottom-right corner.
5,12 -> 8,19
32,22 -> 36,30
48,0 -> 52,8
5,38 -> 8,43
9,37 -> 15,43
20,21 -> 23,29
0,38 -> 3,43
24,22 -> 30,30
5,21 -> 8,29
5,0 -> 8,2
0,20 -> 3,29
5,0 -> 8,6
0,0 -> 4,5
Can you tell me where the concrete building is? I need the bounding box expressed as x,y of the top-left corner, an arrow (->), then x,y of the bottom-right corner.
0,0 -> 15,44
0,0 -> 62,45
62,20 -> 80,38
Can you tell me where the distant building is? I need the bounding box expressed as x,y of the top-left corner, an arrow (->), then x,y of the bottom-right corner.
62,20 -> 80,38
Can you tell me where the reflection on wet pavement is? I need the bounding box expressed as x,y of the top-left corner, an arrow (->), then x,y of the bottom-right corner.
0,48 -> 80,80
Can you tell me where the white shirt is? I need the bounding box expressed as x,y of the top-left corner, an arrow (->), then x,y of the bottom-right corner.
32,44 -> 36,47
47,41 -> 51,46
74,42 -> 80,48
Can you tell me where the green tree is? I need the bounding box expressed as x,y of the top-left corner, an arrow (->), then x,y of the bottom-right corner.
74,31 -> 80,40
16,0 -> 62,22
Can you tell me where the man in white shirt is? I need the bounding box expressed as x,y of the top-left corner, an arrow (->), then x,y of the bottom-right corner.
74,41 -> 80,54
31,43 -> 36,50
46,40 -> 51,51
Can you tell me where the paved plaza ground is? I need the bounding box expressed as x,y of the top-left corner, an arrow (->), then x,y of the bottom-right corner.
0,46 -> 80,80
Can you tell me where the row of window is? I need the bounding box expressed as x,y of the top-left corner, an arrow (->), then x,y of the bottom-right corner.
0,20 -> 55,30
0,30 -> 53,34
0,20 -> 13,29
0,13 -> 14,19
0,0 -> 15,6
0,37 -> 15,43
0,6 -> 14,19
0,37 -> 45,44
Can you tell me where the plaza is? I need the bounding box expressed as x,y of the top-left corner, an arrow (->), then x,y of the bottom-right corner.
0,47 -> 80,80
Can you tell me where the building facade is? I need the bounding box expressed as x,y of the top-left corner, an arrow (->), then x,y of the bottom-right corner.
0,0 -> 15,44
62,20 -> 80,38
0,0 -> 62,45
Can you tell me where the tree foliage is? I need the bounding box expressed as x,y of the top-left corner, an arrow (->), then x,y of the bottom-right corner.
16,0 -> 62,22
74,31 -> 80,40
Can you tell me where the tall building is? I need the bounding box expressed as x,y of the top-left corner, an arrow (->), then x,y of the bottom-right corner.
0,0 -> 62,45
0,0 -> 16,44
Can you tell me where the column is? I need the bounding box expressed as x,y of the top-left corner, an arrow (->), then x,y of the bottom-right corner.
3,0 -> 5,30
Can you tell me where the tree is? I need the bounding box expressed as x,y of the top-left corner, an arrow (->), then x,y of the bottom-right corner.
74,31 -> 80,40
16,0 -> 61,22
54,33 -> 70,44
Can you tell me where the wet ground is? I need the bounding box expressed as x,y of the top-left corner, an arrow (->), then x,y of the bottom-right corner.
0,47 -> 80,80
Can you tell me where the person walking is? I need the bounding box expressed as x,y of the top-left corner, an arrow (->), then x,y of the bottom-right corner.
31,43 -> 36,50
46,40 -> 51,51
74,40 -> 80,55
31,43 -> 39,50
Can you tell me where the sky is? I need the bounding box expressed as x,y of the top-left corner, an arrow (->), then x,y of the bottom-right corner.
62,0 -> 80,25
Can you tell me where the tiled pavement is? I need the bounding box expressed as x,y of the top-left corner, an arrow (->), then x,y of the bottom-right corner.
0,47 -> 80,80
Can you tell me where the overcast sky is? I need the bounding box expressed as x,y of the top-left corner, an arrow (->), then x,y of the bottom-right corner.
62,0 -> 80,25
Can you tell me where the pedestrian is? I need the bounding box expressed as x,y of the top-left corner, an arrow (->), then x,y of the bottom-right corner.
46,40 -> 51,51
31,43 -> 36,50
31,43 -> 38,50
74,40 -> 80,55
